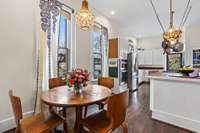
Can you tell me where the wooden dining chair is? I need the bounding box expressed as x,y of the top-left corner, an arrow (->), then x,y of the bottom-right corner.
49,77 -> 66,110
84,77 -> 114,118
98,77 -> 114,90
9,90 -> 66,133
49,77 -> 66,89
49,77 -> 69,132
81,90 -> 129,133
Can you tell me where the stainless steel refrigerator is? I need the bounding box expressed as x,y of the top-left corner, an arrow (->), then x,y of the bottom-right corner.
127,52 -> 139,92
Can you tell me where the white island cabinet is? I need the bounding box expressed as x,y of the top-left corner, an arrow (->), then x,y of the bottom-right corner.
148,73 -> 200,132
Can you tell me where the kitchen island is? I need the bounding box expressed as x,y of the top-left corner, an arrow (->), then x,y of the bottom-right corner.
148,72 -> 200,132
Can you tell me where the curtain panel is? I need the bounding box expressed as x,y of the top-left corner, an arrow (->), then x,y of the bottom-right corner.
34,0 -> 73,113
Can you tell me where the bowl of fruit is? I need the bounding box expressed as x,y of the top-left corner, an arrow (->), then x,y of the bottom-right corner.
178,66 -> 194,76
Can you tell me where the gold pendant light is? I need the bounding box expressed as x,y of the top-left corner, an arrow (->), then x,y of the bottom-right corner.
75,0 -> 95,31
163,0 -> 182,46
150,0 -> 192,53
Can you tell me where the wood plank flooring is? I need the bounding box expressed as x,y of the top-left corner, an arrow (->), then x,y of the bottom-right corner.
4,83 -> 194,133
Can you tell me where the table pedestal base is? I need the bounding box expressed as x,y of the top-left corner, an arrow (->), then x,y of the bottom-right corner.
74,106 -> 83,133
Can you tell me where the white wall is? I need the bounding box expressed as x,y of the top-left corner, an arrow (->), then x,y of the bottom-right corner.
64,0 -> 121,71
186,20 -> 200,46
0,0 -> 36,131
138,20 -> 200,66
185,19 -> 200,65
0,0 -> 121,131
138,35 -> 163,49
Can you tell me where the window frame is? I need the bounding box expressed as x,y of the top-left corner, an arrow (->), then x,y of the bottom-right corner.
57,9 -> 73,77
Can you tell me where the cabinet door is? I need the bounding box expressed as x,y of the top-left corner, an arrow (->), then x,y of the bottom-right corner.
138,70 -> 145,83
144,50 -> 153,65
152,49 -> 165,66
138,51 -> 145,65
109,38 -> 118,58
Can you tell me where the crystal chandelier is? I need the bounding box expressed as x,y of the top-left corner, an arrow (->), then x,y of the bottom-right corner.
150,0 -> 192,54
76,0 -> 95,31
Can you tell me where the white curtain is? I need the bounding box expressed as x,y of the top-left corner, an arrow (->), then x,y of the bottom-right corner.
35,31 -> 49,113
34,0 -> 62,113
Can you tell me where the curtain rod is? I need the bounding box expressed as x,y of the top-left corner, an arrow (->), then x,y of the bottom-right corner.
61,3 -> 75,13
46,0 -> 75,13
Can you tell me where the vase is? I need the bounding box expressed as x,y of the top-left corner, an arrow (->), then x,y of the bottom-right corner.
73,82 -> 83,94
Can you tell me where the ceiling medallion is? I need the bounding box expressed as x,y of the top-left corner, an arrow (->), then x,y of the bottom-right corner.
75,0 -> 95,31
150,0 -> 192,54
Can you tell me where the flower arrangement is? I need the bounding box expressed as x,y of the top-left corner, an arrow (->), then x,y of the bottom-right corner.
66,68 -> 90,93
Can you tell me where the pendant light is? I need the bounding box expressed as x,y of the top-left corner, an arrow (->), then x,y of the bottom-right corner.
163,0 -> 182,46
150,0 -> 192,54
75,0 -> 95,31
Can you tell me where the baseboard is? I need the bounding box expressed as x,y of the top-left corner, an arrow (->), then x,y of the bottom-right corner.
152,110 -> 200,133
0,110 -> 34,132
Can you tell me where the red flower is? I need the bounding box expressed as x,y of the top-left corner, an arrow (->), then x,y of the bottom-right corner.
70,79 -> 75,85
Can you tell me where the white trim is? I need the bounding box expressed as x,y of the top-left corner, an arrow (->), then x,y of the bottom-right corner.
90,26 -> 94,81
152,110 -> 200,133
71,9 -> 76,69
0,110 -> 34,132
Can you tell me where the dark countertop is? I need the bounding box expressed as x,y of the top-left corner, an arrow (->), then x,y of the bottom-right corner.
139,65 -> 164,70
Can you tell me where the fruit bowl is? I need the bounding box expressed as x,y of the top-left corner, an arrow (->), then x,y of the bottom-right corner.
178,66 -> 194,76
179,70 -> 194,76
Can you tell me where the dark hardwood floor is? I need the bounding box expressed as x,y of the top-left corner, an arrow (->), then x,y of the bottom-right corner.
4,83 -> 194,133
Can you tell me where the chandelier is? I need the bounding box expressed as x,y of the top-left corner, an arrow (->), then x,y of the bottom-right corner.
150,0 -> 192,53
76,0 -> 95,31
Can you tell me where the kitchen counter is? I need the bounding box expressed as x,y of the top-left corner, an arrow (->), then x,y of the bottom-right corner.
148,71 -> 200,83
148,72 -> 200,132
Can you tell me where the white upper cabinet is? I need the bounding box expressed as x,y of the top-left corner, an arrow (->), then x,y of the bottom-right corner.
138,51 -> 145,65
152,49 -> 165,66
138,49 -> 165,66
144,50 -> 153,65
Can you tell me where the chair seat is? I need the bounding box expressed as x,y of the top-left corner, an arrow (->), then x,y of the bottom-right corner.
20,112 -> 63,133
81,110 -> 113,133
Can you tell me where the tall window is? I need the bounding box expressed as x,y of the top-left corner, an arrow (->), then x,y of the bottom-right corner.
57,11 -> 71,78
91,23 -> 108,80
92,25 -> 102,80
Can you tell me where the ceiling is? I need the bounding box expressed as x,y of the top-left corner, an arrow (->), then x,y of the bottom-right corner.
89,0 -> 200,38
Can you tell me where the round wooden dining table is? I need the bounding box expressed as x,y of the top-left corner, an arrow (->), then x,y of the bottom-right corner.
41,84 -> 112,133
